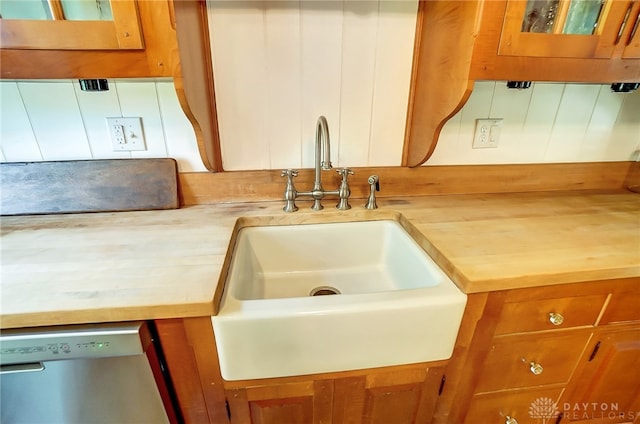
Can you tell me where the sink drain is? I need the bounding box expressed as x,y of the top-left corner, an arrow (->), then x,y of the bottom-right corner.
309,286 -> 341,296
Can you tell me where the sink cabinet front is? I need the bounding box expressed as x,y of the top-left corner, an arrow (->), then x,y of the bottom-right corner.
156,317 -> 446,424
224,364 -> 446,424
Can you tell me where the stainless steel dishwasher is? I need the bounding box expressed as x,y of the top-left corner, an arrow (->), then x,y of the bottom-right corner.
0,321 -> 179,424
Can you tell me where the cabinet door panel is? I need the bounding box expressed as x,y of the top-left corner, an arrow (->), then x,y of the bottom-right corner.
333,365 -> 445,424
561,329 -> 640,423
248,397 -> 313,424
365,366 -> 444,424
363,384 -> 422,424
227,380 -> 332,424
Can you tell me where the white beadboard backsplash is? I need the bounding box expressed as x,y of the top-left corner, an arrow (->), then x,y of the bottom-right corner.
0,79 -> 206,172
430,81 -> 640,165
207,0 -> 419,170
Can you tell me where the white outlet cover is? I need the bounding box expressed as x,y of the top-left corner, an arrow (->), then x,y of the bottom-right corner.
107,117 -> 146,151
472,118 -> 502,149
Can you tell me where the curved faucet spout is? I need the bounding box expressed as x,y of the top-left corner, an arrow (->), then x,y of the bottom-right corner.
316,116 -> 332,173
309,116 -> 333,210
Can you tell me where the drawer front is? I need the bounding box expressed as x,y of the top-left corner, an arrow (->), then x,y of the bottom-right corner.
600,291 -> 640,325
476,333 -> 591,393
495,295 -> 608,335
465,387 -> 563,424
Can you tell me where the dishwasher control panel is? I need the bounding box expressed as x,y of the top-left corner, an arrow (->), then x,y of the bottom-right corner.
0,322 -> 146,365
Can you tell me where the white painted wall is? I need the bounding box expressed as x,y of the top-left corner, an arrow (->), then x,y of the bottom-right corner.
207,0 -> 418,170
0,79 -> 205,172
430,81 -> 640,165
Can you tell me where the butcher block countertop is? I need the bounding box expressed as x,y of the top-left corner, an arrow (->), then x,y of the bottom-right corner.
1,190 -> 638,329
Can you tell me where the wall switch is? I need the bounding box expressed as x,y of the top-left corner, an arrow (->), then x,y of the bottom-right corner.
107,117 -> 146,151
472,118 -> 502,149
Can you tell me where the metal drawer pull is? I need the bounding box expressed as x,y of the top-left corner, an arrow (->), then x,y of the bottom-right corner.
505,416 -> 519,424
549,312 -> 565,326
530,362 -> 544,375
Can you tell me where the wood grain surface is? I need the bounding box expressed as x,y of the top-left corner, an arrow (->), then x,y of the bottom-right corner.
178,162 -> 631,205
1,190 -> 638,329
1,158 -> 179,215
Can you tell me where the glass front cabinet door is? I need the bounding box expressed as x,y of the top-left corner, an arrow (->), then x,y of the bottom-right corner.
0,0 -> 143,50
499,0 -> 640,58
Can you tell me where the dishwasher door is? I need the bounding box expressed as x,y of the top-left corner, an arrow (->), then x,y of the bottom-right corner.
0,322 -> 177,424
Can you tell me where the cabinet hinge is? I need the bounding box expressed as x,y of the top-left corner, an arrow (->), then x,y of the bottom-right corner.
225,400 -> 231,420
588,341 -> 601,362
438,375 -> 446,396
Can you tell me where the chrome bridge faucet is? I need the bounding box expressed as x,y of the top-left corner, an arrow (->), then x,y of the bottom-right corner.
281,116 -> 353,212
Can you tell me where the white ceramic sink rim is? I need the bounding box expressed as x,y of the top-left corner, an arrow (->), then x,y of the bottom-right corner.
213,217 -> 467,381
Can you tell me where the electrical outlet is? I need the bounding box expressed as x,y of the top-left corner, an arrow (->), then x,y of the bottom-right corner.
107,117 -> 146,151
472,118 -> 502,149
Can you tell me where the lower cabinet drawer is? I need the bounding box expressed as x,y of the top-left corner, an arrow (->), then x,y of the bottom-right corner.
494,294 -> 607,335
475,333 -> 591,393
600,291 -> 640,325
465,387 -> 564,424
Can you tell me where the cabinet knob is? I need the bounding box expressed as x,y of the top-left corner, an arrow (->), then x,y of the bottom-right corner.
505,416 -> 519,424
529,362 -> 544,375
549,312 -> 564,326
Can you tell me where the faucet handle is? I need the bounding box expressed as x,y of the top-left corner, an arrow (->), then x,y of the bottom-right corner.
281,169 -> 298,178
281,169 -> 299,213
336,168 -> 354,211
336,167 -> 354,179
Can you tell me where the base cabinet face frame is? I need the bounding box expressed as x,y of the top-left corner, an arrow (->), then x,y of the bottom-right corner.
447,279 -> 640,424
155,317 -> 448,424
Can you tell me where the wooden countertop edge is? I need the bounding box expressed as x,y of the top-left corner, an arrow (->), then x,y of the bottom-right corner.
1,187 -> 638,329
460,267 -> 640,294
0,301 -> 216,330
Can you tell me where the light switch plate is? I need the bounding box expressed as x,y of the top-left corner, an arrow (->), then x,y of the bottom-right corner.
472,118 -> 502,149
107,117 -> 146,151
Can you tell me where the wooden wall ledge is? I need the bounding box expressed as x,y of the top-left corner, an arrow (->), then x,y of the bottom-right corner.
178,162 -> 632,205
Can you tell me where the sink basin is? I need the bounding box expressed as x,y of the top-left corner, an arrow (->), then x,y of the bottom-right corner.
212,217 -> 467,381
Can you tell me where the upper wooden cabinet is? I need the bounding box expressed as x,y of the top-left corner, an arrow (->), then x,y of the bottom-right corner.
0,0 -> 144,50
0,0 -> 223,172
499,0 -> 640,59
470,0 -> 640,82
0,0 -> 178,78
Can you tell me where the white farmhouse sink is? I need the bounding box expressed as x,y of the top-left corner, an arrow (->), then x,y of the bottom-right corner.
212,218 -> 467,381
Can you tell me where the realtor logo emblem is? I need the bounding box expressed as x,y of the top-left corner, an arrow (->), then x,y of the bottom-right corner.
529,397 -> 561,422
